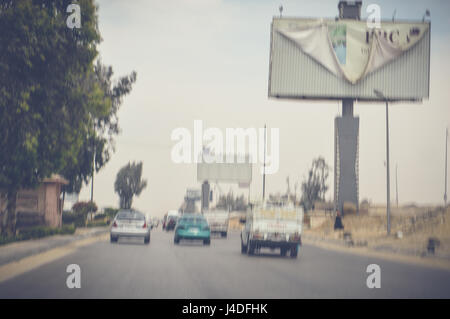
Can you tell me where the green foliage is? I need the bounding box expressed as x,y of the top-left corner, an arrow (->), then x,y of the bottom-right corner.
62,201 -> 97,227
0,0 -> 101,193
103,207 -> 119,218
0,225 -> 76,246
300,157 -> 330,212
62,211 -> 86,227
93,213 -> 106,220
86,220 -> 109,227
0,1 -> 136,235
61,61 -> 137,194
216,192 -> 247,211
72,201 -> 97,214
114,162 -> 147,209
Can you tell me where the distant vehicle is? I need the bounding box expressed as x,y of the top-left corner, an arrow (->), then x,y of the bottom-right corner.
203,210 -> 229,237
240,204 -> 303,258
174,214 -> 210,245
165,210 -> 179,231
162,214 -> 168,230
145,214 -> 153,229
151,217 -> 159,228
110,209 -> 151,244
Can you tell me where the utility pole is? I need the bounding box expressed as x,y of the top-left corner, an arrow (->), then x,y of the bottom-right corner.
374,89 -> 391,235
445,127 -> 448,207
396,164 -> 399,208
262,124 -> 266,202
385,99 -> 391,235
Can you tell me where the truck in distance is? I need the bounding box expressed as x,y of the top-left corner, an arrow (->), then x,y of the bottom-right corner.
203,210 -> 229,238
240,204 -> 303,258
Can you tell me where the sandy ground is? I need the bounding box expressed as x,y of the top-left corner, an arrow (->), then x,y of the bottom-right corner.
305,206 -> 450,260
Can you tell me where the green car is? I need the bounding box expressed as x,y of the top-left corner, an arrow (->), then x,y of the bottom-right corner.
174,214 -> 211,245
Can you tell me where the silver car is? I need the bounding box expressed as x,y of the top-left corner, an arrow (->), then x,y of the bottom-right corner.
110,209 -> 150,244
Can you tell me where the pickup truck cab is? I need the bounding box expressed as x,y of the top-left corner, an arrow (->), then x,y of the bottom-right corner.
240,204 -> 303,258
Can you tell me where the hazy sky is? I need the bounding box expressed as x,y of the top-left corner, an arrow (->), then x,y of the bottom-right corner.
78,0 -> 450,216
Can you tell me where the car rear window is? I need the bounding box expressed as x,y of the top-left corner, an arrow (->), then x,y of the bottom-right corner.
179,217 -> 207,224
117,211 -> 145,220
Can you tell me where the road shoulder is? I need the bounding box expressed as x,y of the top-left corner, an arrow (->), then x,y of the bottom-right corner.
303,234 -> 450,272
0,227 -> 109,283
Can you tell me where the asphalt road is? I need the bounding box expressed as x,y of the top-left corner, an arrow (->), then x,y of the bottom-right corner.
1,228 -> 450,298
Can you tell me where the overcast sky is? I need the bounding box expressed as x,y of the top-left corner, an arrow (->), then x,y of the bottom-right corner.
78,0 -> 450,216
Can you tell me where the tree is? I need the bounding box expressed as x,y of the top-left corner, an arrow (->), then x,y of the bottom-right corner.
60,60 -> 137,195
0,0 -> 102,236
0,1 -> 136,236
300,157 -> 330,212
216,191 -> 247,211
114,162 -> 147,209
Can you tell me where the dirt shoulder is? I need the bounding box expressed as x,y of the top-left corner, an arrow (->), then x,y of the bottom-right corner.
303,206 -> 450,271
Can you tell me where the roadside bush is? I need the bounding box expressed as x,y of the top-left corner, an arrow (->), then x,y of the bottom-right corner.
104,207 -> 119,218
19,225 -> 76,240
94,213 -> 107,220
0,225 -> 76,246
62,211 -> 86,227
72,201 -> 98,214
86,220 -> 109,228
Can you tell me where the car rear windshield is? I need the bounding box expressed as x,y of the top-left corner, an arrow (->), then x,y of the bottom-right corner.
254,210 -> 299,221
116,211 -> 145,220
179,217 -> 207,225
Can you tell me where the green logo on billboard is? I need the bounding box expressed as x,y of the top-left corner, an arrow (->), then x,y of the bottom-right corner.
329,24 -> 347,65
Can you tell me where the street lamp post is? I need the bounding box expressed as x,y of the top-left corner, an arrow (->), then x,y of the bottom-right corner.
374,89 -> 391,235
445,127 -> 448,207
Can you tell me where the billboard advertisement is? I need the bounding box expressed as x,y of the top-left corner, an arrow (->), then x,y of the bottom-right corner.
269,18 -> 430,101
197,155 -> 252,184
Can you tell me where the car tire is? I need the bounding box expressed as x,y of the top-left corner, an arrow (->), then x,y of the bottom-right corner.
110,235 -> 118,243
204,238 -> 211,245
174,236 -> 180,244
144,235 -> 150,244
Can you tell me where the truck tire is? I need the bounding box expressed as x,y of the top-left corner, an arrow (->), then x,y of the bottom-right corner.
290,245 -> 298,258
204,238 -> 211,245
241,239 -> 247,254
247,240 -> 255,256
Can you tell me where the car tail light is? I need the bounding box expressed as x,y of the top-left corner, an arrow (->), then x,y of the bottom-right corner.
113,221 -> 117,228
143,221 -> 147,228
253,230 -> 263,239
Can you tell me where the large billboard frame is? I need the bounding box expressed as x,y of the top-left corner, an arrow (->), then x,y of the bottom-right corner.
268,17 -> 431,103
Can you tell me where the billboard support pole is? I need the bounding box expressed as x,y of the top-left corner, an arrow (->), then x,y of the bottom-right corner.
335,99 -> 359,215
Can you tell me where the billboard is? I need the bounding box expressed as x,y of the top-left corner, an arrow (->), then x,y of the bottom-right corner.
269,18 -> 430,101
197,155 -> 252,184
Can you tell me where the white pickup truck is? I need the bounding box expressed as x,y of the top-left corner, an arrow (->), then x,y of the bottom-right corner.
203,210 -> 229,237
240,204 -> 303,258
